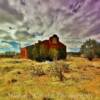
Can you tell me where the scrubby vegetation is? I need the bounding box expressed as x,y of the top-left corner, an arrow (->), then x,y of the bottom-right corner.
80,39 -> 100,60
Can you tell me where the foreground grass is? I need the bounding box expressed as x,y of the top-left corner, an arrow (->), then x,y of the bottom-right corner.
0,57 -> 100,100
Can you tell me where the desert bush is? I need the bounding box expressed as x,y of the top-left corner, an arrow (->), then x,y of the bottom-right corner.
80,39 -> 99,60
31,66 -> 45,76
48,62 -> 68,81
81,39 -> 100,60
95,43 -> 100,58
61,63 -> 70,73
85,50 -> 94,61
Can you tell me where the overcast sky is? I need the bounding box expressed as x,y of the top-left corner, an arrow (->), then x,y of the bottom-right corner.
0,0 -> 100,52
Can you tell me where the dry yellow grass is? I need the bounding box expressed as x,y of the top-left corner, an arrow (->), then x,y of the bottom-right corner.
0,57 -> 100,100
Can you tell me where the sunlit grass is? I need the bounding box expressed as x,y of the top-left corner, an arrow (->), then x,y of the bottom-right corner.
0,57 -> 100,100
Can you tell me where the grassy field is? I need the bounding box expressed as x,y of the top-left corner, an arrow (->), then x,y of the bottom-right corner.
0,57 -> 100,100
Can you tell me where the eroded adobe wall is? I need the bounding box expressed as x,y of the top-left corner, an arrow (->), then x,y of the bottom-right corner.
20,35 -> 67,61
20,48 -> 28,59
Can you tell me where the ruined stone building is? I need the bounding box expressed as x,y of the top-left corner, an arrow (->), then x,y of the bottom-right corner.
20,34 -> 66,61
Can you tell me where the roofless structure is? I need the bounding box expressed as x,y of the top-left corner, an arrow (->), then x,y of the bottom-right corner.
20,34 -> 67,61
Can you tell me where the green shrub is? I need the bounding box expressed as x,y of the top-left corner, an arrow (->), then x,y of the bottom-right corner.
80,39 -> 100,60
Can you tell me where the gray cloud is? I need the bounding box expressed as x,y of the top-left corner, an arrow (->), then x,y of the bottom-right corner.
0,42 -> 13,49
0,0 -> 23,21
0,0 -> 100,52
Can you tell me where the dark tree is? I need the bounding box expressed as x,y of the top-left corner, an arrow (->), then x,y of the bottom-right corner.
80,39 -> 97,60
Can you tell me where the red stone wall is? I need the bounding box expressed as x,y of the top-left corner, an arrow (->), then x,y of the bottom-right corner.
20,47 -> 28,59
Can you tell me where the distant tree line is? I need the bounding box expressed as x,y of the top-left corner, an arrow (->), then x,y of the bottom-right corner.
80,39 -> 100,60
0,51 -> 19,57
